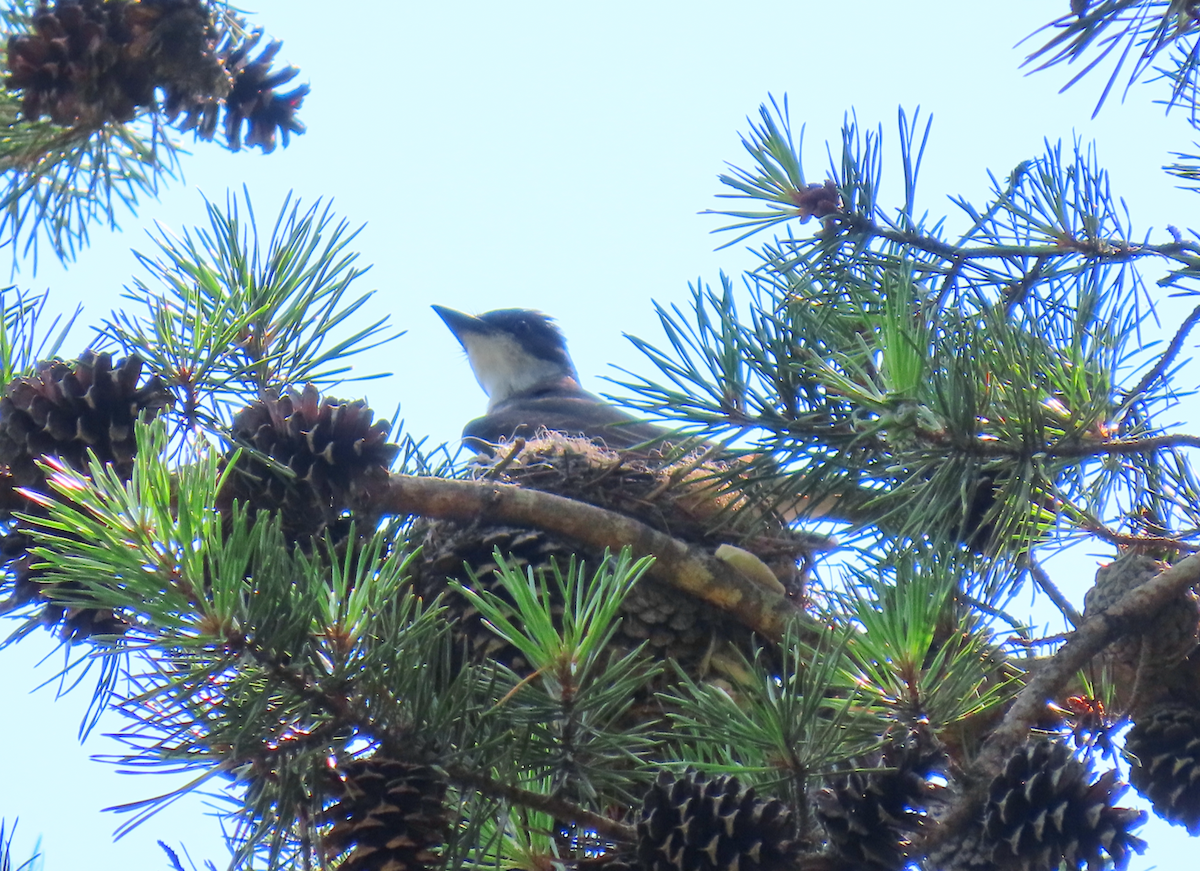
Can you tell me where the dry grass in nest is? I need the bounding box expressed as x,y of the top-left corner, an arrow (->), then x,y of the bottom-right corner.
470,431 -> 832,598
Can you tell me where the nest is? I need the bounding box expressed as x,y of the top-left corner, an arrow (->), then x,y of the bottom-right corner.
471,431 -> 829,599
409,432 -> 833,685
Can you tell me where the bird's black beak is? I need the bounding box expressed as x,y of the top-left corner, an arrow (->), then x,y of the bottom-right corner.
432,305 -> 491,342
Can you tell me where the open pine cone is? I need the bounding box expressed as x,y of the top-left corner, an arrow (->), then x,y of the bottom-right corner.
0,350 -> 170,640
979,740 -> 1145,871
322,757 -> 449,871
1127,703 -> 1200,834
222,384 -> 398,546
5,0 -> 307,151
636,770 -> 796,871
0,350 -> 171,489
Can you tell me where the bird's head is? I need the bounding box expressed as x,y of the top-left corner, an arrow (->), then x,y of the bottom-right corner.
433,306 -> 581,408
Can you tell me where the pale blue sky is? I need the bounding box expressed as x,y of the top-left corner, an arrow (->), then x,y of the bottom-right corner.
2,1 -> 1199,868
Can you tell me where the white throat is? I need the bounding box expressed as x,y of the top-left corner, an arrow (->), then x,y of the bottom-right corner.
461,332 -> 572,409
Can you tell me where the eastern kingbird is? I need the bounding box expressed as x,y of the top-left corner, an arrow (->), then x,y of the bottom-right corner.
433,305 -> 844,589
432,305 -> 670,450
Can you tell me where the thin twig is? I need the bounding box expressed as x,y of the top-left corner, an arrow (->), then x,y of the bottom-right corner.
773,418 -> 1200,462
445,764 -> 636,842
1124,301 -> 1200,401
834,211 -> 1189,265
1011,631 -> 1071,649
956,431 -> 1200,459
482,438 -> 526,479
1003,254 -> 1049,312
1024,556 -> 1082,628
1078,516 -> 1200,553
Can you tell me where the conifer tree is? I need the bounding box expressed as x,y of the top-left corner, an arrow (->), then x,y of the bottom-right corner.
8,3 -> 1200,871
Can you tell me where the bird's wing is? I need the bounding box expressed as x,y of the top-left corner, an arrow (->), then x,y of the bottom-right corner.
463,390 -> 674,451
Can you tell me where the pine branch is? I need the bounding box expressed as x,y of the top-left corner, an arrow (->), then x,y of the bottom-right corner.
0,1 -> 309,266
223,611 -> 635,845
921,430 -> 1200,459
126,585 -> 628,849
1022,0 -> 1200,118
377,473 -> 806,640
101,191 -> 395,431
0,110 -> 180,268
831,209 -> 1171,263
924,552 -> 1200,853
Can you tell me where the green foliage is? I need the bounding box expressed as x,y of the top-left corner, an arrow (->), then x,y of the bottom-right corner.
661,624 -> 880,792
835,559 -> 1020,729
456,551 -> 661,802
458,549 -> 652,681
0,288 -> 75,390
1024,0 -> 1200,118
22,421 -> 228,627
7,5 -> 1200,869
101,190 -> 395,432
17,420 -> 465,866
620,99 -> 1200,568
11,420 -> 670,864
0,822 -> 41,871
707,95 -> 814,245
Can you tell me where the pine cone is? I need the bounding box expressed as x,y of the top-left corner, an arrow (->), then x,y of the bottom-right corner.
223,385 -> 398,546
322,757 -> 448,871
0,524 -> 36,608
0,512 -> 130,643
0,350 -> 171,489
166,27 -> 307,150
815,731 -> 943,871
1083,553 -> 1200,711
6,0 -> 124,124
5,1 -> 305,150
143,0 -> 226,105
5,0 -> 217,125
0,351 -> 168,641
636,770 -> 796,871
1126,703 -> 1200,834
2,516 -> 128,641
219,30 -> 306,152
980,740 -> 1146,871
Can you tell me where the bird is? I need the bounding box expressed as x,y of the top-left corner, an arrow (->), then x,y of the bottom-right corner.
427,305 -> 762,668
432,305 -> 673,451
428,304 -> 814,674
433,304 -> 848,527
